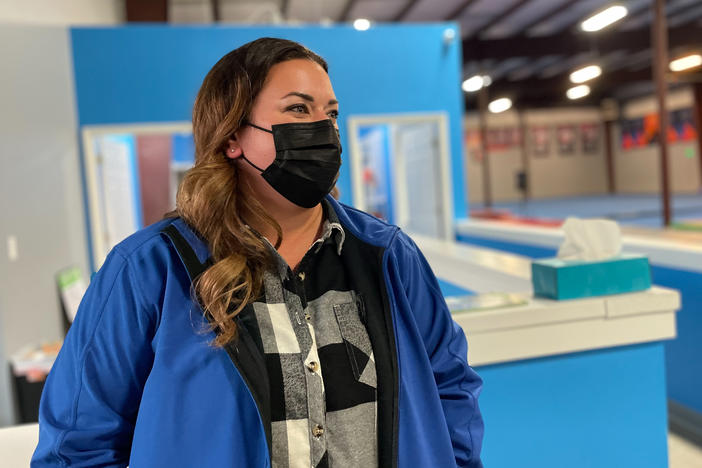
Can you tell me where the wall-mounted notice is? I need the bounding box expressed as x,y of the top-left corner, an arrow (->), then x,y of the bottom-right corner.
557,125 -> 577,156
621,107 -> 698,150
580,123 -> 601,154
530,127 -> 551,157
57,266 -> 87,323
486,127 -> 521,152
464,129 -> 482,162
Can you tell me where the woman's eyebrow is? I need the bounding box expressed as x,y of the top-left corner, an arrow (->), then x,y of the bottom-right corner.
281,91 -> 338,106
282,91 -> 314,101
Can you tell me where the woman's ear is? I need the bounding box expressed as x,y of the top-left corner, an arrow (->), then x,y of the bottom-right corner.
225,138 -> 242,160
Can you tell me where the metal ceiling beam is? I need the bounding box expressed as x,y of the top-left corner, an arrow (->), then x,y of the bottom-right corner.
484,68 -> 654,100
617,2 -> 651,29
468,0 -> 535,39
445,0 -> 478,21
338,0 -> 357,22
668,0 -> 702,25
505,55 -> 561,81
464,67 -> 663,109
563,0 -> 695,34
465,77 -> 694,109
125,0 -> 167,22
465,92 -> 599,109
488,57 -> 531,81
393,0 -> 421,21
514,0 -> 580,34
556,1 -> 648,34
462,23 -> 702,61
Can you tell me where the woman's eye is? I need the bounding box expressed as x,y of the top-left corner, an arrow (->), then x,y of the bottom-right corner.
288,104 -> 308,114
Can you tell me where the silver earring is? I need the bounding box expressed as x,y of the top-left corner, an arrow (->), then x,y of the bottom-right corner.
230,148 -> 235,153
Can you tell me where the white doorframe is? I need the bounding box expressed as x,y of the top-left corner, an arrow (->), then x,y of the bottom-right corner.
81,122 -> 192,269
347,112 -> 454,241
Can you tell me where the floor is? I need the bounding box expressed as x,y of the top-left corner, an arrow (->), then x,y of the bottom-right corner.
470,193 -> 702,228
669,432 -> 702,468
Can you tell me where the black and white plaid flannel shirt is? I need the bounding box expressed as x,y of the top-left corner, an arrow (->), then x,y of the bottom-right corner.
237,199 -> 378,468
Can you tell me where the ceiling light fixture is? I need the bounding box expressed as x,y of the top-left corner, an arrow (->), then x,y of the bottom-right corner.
353,18 -> 371,31
567,84 -> 591,100
570,65 -> 602,84
581,5 -> 628,32
462,75 -> 491,93
669,54 -> 702,72
488,97 -> 512,113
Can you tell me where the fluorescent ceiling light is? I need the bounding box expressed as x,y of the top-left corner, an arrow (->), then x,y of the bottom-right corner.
570,65 -> 602,83
669,54 -> 702,72
581,5 -> 628,32
567,84 -> 591,100
488,97 -> 512,113
462,75 -> 491,92
353,18 -> 371,31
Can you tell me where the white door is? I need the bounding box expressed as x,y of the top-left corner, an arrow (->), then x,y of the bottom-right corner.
394,122 -> 446,238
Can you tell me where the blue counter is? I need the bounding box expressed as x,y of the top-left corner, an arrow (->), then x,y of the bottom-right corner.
455,220 -> 702,426
425,235 -> 677,467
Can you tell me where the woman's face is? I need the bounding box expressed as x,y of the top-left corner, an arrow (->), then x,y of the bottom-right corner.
227,59 -> 339,208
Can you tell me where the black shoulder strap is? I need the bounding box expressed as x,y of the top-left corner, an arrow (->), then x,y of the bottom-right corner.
161,224 -> 211,282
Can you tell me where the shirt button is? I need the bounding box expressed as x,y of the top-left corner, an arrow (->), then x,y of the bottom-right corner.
312,424 -> 324,437
304,312 -> 311,322
306,361 -> 320,373
298,272 -> 306,281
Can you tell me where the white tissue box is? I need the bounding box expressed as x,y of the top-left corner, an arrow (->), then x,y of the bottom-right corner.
531,253 -> 651,300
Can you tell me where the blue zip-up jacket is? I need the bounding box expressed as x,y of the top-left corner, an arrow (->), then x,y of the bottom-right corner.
33,196 -> 484,467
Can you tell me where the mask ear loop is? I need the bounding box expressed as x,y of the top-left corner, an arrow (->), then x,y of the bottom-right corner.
239,153 -> 266,172
235,121 -> 274,172
245,121 -> 274,134
224,125 -> 268,172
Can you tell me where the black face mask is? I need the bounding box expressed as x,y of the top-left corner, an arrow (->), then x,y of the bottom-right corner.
240,119 -> 342,208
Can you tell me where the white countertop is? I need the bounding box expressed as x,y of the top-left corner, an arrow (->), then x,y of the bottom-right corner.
413,234 -> 681,367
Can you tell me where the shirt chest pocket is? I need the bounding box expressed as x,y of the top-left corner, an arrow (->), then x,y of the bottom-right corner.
332,296 -> 377,389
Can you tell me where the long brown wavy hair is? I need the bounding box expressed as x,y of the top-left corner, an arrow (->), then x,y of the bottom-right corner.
167,38 -> 328,346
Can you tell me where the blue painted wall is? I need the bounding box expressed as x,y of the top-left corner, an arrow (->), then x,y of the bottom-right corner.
476,343 -> 669,468
457,233 -> 702,417
70,24 -> 467,222
651,265 -> 702,414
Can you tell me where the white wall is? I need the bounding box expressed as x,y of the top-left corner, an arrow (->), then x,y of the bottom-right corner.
466,90 -> 702,205
0,0 -> 123,25
0,25 -> 89,426
613,87 -> 701,194
466,108 -> 609,204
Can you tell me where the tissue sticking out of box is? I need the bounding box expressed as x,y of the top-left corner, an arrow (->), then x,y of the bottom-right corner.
557,217 -> 622,261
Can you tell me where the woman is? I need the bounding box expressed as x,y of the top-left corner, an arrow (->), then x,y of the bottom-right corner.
33,37 -> 484,467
